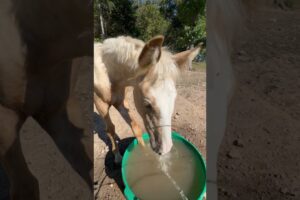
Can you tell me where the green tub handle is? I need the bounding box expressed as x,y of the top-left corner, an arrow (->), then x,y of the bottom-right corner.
124,187 -> 137,200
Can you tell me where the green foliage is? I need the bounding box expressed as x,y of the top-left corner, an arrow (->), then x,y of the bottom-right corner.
136,3 -> 170,41
165,13 -> 206,51
177,0 -> 206,26
94,0 -> 206,53
160,0 -> 206,51
94,0 -> 137,40
107,0 -> 138,37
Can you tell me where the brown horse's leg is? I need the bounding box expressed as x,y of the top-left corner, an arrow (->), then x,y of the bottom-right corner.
0,104 -> 39,200
114,88 -> 145,146
34,99 -> 93,192
94,93 -> 122,163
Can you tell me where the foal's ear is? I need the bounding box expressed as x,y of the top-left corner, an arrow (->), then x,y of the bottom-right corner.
138,35 -> 164,68
173,46 -> 201,70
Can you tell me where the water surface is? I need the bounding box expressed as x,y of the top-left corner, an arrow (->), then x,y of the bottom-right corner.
125,140 -> 203,200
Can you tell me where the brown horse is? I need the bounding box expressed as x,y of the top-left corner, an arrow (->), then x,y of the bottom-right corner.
206,0 -> 289,199
0,0 -> 93,199
94,35 -> 200,163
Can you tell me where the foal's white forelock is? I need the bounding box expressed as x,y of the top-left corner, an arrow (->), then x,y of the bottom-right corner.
152,51 -> 179,81
149,78 -> 177,154
142,49 -> 179,154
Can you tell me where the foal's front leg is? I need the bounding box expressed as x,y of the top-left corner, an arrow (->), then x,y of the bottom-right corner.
114,88 -> 145,147
94,93 -> 122,164
0,104 -> 39,200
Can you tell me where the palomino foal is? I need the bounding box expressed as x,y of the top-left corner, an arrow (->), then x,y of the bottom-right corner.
94,36 -> 200,162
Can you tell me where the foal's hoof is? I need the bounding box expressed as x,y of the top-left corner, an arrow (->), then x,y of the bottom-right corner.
137,137 -> 145,147
114,152 -> 123,164
110,159 -> 121,170
113,161 -> 122,169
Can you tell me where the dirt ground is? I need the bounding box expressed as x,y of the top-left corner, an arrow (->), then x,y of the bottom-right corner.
93,67 -> 206,199
0,52 -> 205,199
218,6 -> 300,200
3,5 -> 300,200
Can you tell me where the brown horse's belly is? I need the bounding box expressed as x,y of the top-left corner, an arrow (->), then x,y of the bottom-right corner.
0,1 -> 27,110
0,78 -> 27,110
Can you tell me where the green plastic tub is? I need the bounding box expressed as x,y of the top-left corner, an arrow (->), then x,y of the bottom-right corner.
121,131 -> 206,200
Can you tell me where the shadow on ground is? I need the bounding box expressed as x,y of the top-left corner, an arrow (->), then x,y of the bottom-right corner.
0,164 -> 9,200
93,112 -> 134,194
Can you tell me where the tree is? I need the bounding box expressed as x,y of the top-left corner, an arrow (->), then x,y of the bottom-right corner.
160,0 -> 206,51
136,3 -> 170,41
94,0 -> 115,40
94,0 -> 207,52
177,0 -> 206,26
94,0 -> 137,40
164,14 -> 205,51
107,0 -> 138,37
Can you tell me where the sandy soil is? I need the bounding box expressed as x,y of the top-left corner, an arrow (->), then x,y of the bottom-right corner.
93,68 -> 206,199
0,54 -> 206,200
218,6 -> 300,200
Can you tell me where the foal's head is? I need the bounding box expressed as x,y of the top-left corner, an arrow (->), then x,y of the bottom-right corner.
134,36 -> 200,155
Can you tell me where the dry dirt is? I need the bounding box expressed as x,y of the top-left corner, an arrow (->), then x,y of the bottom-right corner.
0,60 -> 206,199
218,6 -> 300,200
3,5 -> 299,200
93,68 -> 206,199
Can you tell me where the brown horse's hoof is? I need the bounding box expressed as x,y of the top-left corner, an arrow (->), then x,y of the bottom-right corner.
11,177 -> 39,200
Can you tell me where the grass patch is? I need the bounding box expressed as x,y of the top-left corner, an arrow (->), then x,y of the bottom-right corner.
94,37 -> 102,43
192,61 -> 206,71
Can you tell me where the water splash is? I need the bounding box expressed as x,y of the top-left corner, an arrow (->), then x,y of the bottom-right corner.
159,154 -> 189,200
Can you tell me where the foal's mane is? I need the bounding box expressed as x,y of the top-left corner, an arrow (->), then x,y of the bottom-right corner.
147,49 -> 179,82
101,36 -> 179,82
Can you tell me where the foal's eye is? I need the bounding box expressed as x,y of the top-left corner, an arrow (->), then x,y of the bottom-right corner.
144,98 -> 153,111
144,100 -> 152,111
145,103 -> 153,110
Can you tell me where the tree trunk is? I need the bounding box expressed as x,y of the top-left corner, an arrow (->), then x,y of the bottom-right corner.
99,3 -> 106,38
